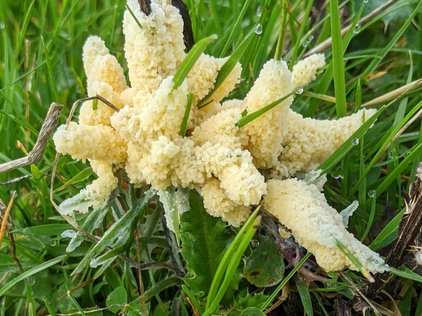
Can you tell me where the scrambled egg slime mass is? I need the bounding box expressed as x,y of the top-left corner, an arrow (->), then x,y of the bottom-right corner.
53,0 -> 385,272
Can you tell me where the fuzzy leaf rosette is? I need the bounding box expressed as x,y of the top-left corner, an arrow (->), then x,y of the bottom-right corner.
53,0 -> 386,273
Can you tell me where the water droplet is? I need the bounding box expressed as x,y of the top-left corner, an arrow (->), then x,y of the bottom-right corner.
255,24 -> 263,35
251,239 -> 260,247
0,23 -> 4,30
353,24 -> 361,34
90,258 -> 99,268
333,175 -> 343,180
368,190 -> 376,198
363,0 -> 369,3
295,88 -> 304,94
352,138 -> 360,146
301,35 -> 314,47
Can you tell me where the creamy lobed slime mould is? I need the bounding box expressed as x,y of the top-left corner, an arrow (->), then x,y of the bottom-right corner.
53,0 -> 385,273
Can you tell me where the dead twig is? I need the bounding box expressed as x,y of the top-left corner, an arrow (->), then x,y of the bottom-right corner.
66,95 -> 118,125
0,103 -> 63,174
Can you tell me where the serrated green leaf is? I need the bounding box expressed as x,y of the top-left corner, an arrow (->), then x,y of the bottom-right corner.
180,190 -> 231,296
232,289 -> 269,315
244,236 -> 284,287
106,286 -> 127,313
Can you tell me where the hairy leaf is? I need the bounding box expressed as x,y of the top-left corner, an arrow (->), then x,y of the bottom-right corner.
180,190 -> 231,296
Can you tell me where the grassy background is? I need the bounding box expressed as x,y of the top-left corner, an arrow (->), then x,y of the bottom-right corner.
0,0 -> 422,315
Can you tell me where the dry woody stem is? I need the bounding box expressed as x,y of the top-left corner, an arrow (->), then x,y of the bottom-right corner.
0,102 -> 63,173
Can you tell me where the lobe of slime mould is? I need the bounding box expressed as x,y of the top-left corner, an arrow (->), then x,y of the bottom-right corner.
264,178 -> 386,273
123,0 -> 186,92
240,59 -> 294,169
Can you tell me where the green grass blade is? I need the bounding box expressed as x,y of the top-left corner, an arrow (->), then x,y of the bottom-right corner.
219,0 -> 253,57
336,240 -> 374,282
393,52 -> 413,126
204,215 -> 261,316
351,100 -> 422,194
236,92 -> 293,127
359,1 -> 422,81
360,191 -> 376,242
329,0 -> 347,117
260,252 -> 312,311
320,105 -> 386,173
0,255 -> 65,296
375,142 -> 422,196
179,93 -> 194,137
205,207 -> 260,310
296,278 -> 314,316
388,266 -> 422,283
289,0 -> 314,68
369,208 -> 405,251
125,3 -> 143,30
182,285 -> 202,315
54,167 -> 93,192
274,0 -> 288,60
173,35 -> 217,89
198,30 -> 255,108
15,224 -> 72,236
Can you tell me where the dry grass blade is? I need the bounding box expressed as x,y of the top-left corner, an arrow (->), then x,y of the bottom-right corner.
0,191 -> 16,247
304,0 -> 398,57
362,78 -> 422,107
0,103 -> 63,173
